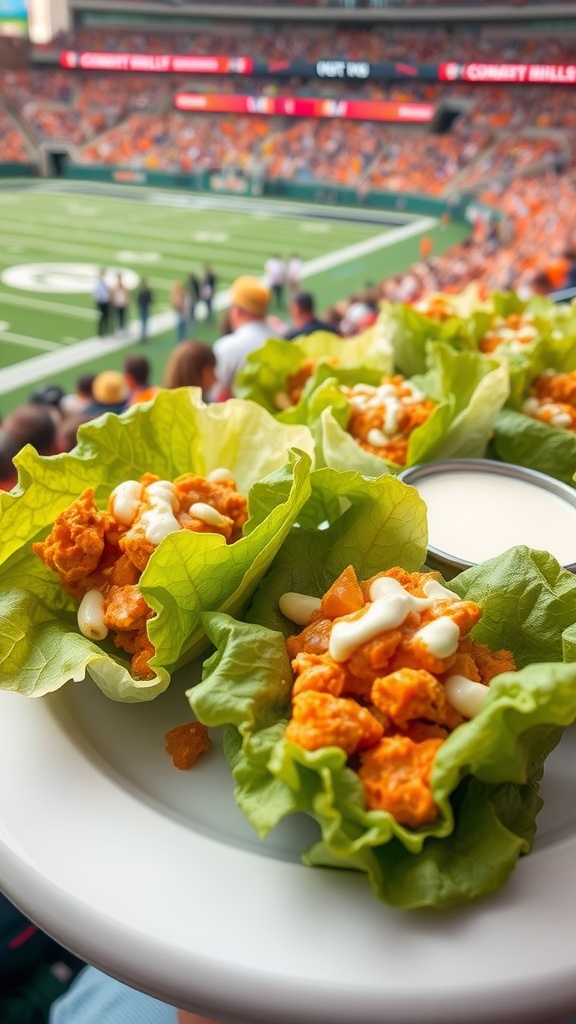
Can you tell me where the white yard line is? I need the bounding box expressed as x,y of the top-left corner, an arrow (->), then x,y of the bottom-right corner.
0,216 -> 436,397
0,291 -> 96,320
0,331 -> 61,352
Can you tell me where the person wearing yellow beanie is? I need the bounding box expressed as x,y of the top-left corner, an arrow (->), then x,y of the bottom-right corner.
212,275 -> 272,400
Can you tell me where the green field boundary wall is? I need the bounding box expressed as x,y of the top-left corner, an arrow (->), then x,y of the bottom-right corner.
0,159 -> 501,227
59,161 -> 482,222
0,163 -> 35,178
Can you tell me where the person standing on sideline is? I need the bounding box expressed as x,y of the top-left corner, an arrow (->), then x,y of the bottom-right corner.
213,275 -> 271,400
287,253 -> 302,299
264,254 -> 286,309
201,265 -> 216,322
111,274 -> 130,334
188,272 -> 200,330
93,268 -> 110,337
171,280 -> 188,342
137,277 -> 153,342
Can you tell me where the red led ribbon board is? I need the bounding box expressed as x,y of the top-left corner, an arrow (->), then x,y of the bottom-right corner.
59,51 -> 254,74
439,62 -> 576,84
173,93 -> 434,122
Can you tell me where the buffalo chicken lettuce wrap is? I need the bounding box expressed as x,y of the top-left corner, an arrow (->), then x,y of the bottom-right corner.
234,325 -> 393,417
189,469 -> 576,908
490,330 -> 576,486
0,388 -> 314,702
293,343 -> 509,477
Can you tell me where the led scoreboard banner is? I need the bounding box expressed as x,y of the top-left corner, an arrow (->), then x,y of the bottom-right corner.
174,92 -> 435,123
439,61 -> 576,84
59,51 -> 254,73
58,51 -> 576,86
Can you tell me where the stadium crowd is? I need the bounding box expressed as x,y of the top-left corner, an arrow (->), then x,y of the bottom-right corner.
40,24 -> 576,63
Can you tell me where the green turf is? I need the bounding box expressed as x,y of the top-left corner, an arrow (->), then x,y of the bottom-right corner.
0,182 -> 469,413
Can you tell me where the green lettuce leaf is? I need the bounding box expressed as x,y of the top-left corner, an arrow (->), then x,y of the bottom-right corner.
491,408 -> 576,488
378,298 -> 489,378
234,325 -> 394,416
0,389 -> 314,702
189,543 -> 576,908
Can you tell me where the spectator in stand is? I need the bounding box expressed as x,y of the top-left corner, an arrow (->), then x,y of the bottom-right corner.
213,275 -> 272,400
264,254 -> 287,309
84,371 -> 129,418
0,403 -> 57,489
171,280 -> 188,343
136,277 -> 153,342
111,274 -> 130,334
201,265 -> 216,322
284,291 -> 340,340
29,383 -> 65,429
60,373 -> 96,417
93,268 -> 110,338
340,298 -> 379,337
163,341 -> 217,401
287,254 -> 303,299
124,354 -> 159,406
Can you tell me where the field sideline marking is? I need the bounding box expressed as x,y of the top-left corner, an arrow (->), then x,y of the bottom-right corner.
0,216 -> 436,397
0,213 -> 370,264
0,331 -> 60,352
0,291 -> 96,321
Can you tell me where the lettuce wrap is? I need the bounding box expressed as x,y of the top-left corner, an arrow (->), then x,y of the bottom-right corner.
283,342 -> 509,477
189,471 -> 576,908
382,289 -> 576,379
0,388 -> 314,702
234,324 -> 394,417
489,327 -> 576,486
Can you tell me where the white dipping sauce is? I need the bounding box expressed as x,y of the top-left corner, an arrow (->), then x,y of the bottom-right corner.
416,470 -> 576,565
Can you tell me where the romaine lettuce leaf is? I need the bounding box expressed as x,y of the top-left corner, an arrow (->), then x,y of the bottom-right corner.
189,543 -> 576,908
378,298 -> 489,378
491,408 -> 576,488
0,388 -> 314,702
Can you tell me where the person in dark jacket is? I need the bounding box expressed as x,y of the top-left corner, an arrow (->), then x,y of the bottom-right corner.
284,291 -> 340,340
136,278 -> 153,342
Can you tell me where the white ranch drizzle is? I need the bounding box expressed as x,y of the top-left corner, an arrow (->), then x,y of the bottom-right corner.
140,480 -> 180,545
444,674 -> 488,719
411,616 -> 460,659
189,502 -> 229,527
207,467 -> 235,483
77,589 -> 108,640
329,576 -> 460,663
279,592 -> 322,626
110,480 -> 143,526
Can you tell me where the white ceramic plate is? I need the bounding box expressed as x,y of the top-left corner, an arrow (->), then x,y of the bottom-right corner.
1,666 -> 576,1024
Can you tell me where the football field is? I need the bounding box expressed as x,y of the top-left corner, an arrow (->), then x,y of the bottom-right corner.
0,181 -> 468,412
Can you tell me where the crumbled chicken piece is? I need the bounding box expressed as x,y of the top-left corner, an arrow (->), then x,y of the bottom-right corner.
358,735 -> 443,827
285,690 -> 384,755
165,722 -> 211,770
33,489 -> 106,585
